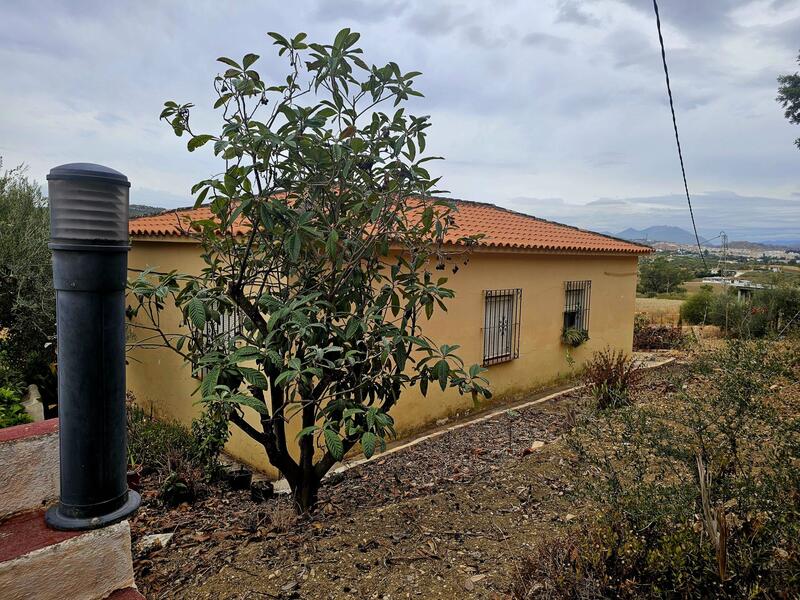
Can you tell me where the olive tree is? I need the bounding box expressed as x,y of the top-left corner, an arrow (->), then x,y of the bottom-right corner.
128,29 -> 491,513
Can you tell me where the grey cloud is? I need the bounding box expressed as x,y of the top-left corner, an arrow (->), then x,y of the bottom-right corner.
313,0 -> 407,23
614,0 -> 748,34
556,0 -> 600,26
0,0 -> 798,245
405,4 -> 477,36
522,32 -> 571,52
95,112 -> 126,126
605,28 -> 654,68
509,192 -> 800,242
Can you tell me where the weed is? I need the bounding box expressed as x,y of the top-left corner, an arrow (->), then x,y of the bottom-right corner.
582,348 -> 643,410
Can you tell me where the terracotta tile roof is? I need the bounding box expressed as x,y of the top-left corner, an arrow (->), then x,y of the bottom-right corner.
129,199 -> 651,255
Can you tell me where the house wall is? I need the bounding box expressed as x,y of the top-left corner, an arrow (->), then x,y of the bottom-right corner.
126,239 -> 638,477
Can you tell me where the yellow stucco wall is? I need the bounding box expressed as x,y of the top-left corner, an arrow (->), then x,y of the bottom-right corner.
126,239 -> 638,477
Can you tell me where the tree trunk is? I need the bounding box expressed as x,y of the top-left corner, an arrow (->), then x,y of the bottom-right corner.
291,475 -> 320,514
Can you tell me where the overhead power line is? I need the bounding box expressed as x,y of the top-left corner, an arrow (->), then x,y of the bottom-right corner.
652,0 -> 707,269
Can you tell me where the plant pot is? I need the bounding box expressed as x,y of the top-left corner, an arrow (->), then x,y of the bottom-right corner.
227,468 -> 253,490
127,466 -> 142,492
250,480 -> 274,503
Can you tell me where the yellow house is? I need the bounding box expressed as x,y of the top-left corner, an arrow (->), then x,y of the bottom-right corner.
127,199 -> 650,476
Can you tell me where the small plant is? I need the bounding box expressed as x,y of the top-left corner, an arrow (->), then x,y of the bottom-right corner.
561,327 -> 589,348
158,447 -> 202,507
159,472 -> 194,507
190,389 -> 232,481
582,347 -> 642,409
0,386 -> 31,428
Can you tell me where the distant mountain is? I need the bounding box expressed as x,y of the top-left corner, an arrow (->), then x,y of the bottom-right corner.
728,240 -> 800,252
129,204 -> 165,218
615,226 -> 701,245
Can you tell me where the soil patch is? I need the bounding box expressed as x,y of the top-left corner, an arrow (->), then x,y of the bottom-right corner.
131,362 -> 685,598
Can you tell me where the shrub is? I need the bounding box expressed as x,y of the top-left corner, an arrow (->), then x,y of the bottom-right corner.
520,340 -> 800,598
633,314 -> 685,350
0,386 -> 31,428
0,164 -> 57,409
190,389 -> 232,481
127,397 -> 215,506
682,285 -> 800,339
680,285 -> 715,324
126,396 -> 197,474
582,348 -> 643,409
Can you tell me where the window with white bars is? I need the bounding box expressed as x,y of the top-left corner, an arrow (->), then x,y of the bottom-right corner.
204,310 -> 241,351
197,309 -> 242,375
563,280 -> 591,333
482,289 -> 522,366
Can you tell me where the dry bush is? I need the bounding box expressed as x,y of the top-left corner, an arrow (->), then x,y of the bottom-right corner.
512,530 -> 606,600
633,315 -> 685,350
582,348 -> 643,409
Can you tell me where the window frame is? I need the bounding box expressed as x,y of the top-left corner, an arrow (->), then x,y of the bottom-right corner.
563,280 -> 591,334
197,309 -> 242,376
482,288 -> 522,366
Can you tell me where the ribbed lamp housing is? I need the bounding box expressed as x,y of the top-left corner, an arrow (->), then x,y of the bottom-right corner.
47,163 -> 130,244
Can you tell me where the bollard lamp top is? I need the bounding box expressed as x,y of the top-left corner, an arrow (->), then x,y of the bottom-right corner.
47,163 -> 130,244
47,163 -> 130,187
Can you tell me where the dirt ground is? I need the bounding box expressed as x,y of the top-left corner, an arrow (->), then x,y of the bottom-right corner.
130,361 -> 682,599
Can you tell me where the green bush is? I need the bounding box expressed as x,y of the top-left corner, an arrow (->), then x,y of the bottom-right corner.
679,285 -> 714,324
127,394 -> 233,504
0,386 -> 31,428
517,340 -> 800,599
0,164 -> 57,408
126,398 -> 197,473
682,285 -> 800,338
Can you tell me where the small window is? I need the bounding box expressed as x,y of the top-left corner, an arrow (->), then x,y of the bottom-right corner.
197,309 -> 242,375
483,289 -> 522,366
563,280 -> 591,333
204,309 -> 241,352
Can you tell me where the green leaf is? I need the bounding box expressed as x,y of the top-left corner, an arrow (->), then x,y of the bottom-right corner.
242,53 -> 259,69
326,230 -> 339,259
230,394 -> 268,415
361,432 -> 378,458
239,367 -> 268,389
200,366 -> 220,398
344,318 -> 361,340
188,297 -> 206,329
333,28 -> 351,50
436,360 -> 449,391
217,56 -> 241,69
230,346 -> 261,363
188,134 -> 214,152
213,93 -> 233,109
296,425 -> 319,440
274,369 -> 297,388
324,428 -> 344,461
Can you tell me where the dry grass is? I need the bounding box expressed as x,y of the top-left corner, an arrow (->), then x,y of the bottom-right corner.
635,297 -> 684,325
683,279 -> 725,295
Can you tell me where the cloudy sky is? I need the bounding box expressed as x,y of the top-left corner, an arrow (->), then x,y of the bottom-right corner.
1,0 -> 799,241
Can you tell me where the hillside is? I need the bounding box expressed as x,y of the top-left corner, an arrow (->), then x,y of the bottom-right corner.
129,204 -> 165,218
616,226 -> 701,245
